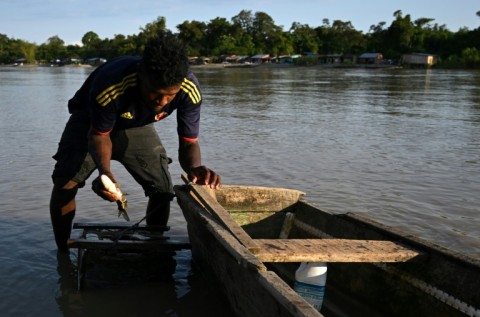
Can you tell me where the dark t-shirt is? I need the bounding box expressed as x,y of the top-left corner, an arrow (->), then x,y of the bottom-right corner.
68,56 -> 202,141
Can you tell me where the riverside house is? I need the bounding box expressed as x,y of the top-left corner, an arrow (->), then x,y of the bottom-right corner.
401,53 -> 438,68
357,53 -> 384,64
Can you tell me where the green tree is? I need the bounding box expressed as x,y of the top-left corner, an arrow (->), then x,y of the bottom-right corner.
232,10 -> 254,34
111,34 -> 139,56
0,33 -> 16,63
366,21 -> 388,53
37,35 -> 67,62
449,27 -> 473,58
18,40 -> 36,63
230,11 -> 257,55
315,18 -> 361,54
205,18 -> 234,55
330,20 -> 365,54
211,35 -> 237,56
422,23 -> 454,57
289,22 -> 318,54
177,20 -> 207,56
275,32 -> 295,56
81,31 -> 103,58
65,44 -> 82,61
385,10 -> 415,57
139,16 -> 167,42
406,17 -> 437,53
461,47 -> 480,67
252,11 -> 283,55
82,31 -> 100,48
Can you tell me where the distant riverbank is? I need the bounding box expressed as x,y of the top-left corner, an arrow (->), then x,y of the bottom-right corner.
1,61 -> 458,71
0,63 -> 93,68
192,62 -> 404,70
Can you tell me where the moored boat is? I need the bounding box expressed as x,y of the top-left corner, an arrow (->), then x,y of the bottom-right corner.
174,182 -> 480,317
223,62 -> 261,68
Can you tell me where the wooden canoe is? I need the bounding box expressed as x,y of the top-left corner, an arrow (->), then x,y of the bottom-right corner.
174,183 -> 480,317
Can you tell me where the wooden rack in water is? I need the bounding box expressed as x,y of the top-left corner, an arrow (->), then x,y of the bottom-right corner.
68,222 -> 191,290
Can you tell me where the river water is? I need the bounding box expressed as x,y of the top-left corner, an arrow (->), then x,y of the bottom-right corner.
0,65 -> 479,316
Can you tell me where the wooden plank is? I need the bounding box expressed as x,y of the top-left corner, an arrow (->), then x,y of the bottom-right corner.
67,237 -> 191,251
73,222 -> 170,232
181,175 -> 261,254
254,239 -> 419,263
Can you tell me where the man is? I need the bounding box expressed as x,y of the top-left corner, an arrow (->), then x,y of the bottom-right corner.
50,32 -> 221,252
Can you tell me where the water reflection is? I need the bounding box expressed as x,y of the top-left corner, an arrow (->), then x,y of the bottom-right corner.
54,250 -> 234,317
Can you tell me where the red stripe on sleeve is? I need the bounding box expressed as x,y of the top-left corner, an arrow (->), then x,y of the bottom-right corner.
180,136 -> 198,142
92,128 -> 112,135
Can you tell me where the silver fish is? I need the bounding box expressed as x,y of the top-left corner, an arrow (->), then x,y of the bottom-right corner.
116,197 -> 130,221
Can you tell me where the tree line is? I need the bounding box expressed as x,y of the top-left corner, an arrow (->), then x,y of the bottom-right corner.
1,10 -> 480,68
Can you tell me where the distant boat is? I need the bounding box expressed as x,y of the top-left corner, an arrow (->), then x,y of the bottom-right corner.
223,62 -> 261,68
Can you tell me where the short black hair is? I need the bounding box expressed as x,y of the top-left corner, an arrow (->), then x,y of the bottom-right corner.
141,31 -> 189,88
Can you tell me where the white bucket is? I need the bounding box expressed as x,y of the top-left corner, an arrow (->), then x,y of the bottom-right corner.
294,262 -> 328,311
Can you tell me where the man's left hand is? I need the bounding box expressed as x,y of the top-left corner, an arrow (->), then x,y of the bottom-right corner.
188,166 -> 221,190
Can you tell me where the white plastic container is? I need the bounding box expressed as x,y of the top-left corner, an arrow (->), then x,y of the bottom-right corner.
294,262 -> 328,311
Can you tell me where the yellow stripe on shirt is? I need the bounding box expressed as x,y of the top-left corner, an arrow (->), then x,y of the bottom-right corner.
96,73 -> 137,107
181,78 -> 201,104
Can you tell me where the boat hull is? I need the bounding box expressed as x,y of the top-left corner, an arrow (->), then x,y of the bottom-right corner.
175,185 -> 321,317
175,184 -> 479,317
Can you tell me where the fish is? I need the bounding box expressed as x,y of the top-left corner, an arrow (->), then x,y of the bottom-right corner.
101,175 -> 130,221
116,197 -> 130,221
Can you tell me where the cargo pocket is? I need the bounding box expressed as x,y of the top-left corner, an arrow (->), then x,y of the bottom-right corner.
157,153 -> 174,194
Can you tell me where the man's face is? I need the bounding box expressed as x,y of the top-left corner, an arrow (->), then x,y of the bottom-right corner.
139,73 -> 181,113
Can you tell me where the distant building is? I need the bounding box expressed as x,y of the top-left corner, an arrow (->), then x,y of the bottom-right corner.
222,55 -> 248,64
14,58 -> 27,65
317,54 -> 342,64
357,53 -> 383,64
248,54 -> 270,64
401,53 -> 438,67
189,56 -> 211,65
85,57 -> 107,66
278,54 -> 301,64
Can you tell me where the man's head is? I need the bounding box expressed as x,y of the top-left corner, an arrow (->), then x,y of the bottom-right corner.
141,31 -> 189,88
139,32 -> 189,111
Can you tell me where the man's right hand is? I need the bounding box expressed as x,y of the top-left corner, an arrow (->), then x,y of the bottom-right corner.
91,174 -> 122,202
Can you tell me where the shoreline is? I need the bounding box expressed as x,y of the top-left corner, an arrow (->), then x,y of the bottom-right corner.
191,63 -> 403,70
2,62 -> 460,70
0,63 -> 93,68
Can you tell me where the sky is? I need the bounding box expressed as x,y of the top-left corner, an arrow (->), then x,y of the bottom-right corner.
1,0 -> 478,45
